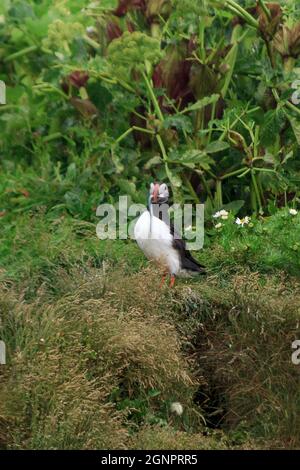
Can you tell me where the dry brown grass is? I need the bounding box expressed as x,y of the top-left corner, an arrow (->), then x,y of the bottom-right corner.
175,271 -> 300,448
0,268 -> 198,449
130,425 -> 229,450
1,265 -> 299,449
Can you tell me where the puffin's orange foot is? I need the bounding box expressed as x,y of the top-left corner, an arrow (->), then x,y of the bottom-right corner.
169,274 -> 176,288
160,273 -> 168,288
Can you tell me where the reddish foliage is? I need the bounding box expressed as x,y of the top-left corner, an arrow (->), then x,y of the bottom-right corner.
106,21 -> 123,41
114,0 -> 146,17
62,71 -> 89,93
152,41 -> 197,110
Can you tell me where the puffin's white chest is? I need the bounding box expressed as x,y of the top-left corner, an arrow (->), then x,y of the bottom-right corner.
134,211 -> 181,275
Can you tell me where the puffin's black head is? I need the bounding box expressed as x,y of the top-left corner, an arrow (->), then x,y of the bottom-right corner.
149,182 -> 169,205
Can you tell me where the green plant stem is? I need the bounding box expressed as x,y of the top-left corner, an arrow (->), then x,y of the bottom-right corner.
283,57 -> 296,74
142,72 -> 164,122
42,132 -> 63,143
221,25 -> 242,98
285,100 -> 300,116
266,40 -> 276,69
200,174 -> 213,201
226,1 -> 259,29
237,168 -> 251,178
83,35 -> 101,51
254,168 -> 276,174
258,0 -> 272,21
250,180 -> 258,213
251,170 -> 263,214
116,126 -> 155,144
272,88 -> 300,118
33,84 -> 68,100
156,134 -> 168,162
150,22 -> 161,39
216,180 -> 223,207
4,45 -> 38,63
208,101 -> 217,143
156,134 -> 175,193
257,174 -> 266,206
220,167 -> 248,180
206,169 -> 217,179
183,174 -> 200,204
198,20 -> 206,62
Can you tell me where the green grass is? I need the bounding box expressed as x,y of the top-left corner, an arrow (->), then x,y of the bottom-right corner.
0,192 -> 300,449
1,0 -> 300,451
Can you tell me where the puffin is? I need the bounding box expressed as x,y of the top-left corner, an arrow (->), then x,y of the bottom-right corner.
134,182 -> 206,287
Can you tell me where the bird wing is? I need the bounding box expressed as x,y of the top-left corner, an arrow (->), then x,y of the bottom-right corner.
169,221 -> 206,274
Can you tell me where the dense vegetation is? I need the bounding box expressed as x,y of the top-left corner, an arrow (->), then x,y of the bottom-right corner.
0,0 -> 300,450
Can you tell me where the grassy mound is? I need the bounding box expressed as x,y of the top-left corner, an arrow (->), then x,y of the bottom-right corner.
0,207 -> 299,449
0,271 -> 197,449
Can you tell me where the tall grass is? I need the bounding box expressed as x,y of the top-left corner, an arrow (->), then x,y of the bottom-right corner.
0,209 -> 299,449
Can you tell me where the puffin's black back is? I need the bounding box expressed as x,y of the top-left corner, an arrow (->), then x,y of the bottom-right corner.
170,223 -> 206,274
152,200 -> 206,274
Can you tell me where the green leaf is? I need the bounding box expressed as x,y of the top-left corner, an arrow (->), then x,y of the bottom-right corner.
181,150 -> 214,170
282,150 -> 294,165
163,115 -> 193,133
166,165 -> 182,188
87,83 -> 113,111
117,179 -> 136,197
111,150 -> 124,174
8,1 -> 35,22
144,156 -> 162,169
288,117 -> 300,146
206,140 -> 230,153
222,200 -> 245,214
148,389 -> 161,398
180,94 -> 220,114
260,108 -> 286,147
96,0 -> 118,9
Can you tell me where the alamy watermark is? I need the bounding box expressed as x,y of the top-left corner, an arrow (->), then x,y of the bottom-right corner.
0,80 -> 6,105
0,340 -> 6,365
292,340 -> 300,366
96,197 -> 204,250
291,80 -> 300,106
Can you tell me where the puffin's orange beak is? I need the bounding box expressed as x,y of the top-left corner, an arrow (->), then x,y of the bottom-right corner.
152,183 -> 160,203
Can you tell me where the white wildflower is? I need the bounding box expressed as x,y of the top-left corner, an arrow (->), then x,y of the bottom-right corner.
54,52 -> 65,61
215,222 -> 222,229
289,208 -> 298,216
170,402 -> 183,416
220,212 -> 229,220
236,216 -> 250,227
86,26 -> 97,34
213,209 -> 229,220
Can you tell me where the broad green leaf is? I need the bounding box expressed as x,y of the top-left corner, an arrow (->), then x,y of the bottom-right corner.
282,151 -> 294,165
163,115 -> 193,133
260,108 -> 286,147
206,140 -> 230,153
288,117 -> 300,146
222,200 -> 245,214
166,165 -> 182,188
180,94 -> 220,114
144,156 -> 162,169
181,150 -> 214,170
